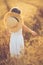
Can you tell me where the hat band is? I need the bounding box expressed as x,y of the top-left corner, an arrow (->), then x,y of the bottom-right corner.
12,16 -> 19,22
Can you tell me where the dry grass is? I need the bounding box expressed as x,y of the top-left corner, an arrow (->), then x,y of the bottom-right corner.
0,0 -> 43,65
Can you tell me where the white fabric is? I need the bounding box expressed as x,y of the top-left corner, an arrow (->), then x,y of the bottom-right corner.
9,29 -> 24,57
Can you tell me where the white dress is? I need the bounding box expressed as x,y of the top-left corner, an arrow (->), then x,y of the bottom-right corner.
9,29 -> 24,57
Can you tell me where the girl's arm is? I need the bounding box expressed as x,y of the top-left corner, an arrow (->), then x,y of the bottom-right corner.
4,28 -> 11,35
22,24 -> 37,36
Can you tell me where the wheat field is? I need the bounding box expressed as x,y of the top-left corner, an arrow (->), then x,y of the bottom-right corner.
0,0 -> 43,65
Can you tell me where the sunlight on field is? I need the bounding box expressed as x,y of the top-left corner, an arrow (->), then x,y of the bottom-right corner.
0,0 -> 43,65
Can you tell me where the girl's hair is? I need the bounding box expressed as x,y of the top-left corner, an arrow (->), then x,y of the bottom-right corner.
10,8 -> 21,14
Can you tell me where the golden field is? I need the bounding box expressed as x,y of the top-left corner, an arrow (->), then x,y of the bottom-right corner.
0,0 -> 43,65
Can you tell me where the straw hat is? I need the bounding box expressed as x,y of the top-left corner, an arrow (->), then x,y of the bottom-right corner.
4,11 -> 22,32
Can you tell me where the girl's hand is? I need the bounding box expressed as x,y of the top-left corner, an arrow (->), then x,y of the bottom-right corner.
31,31 -> 38,36
5,29 -> 11,35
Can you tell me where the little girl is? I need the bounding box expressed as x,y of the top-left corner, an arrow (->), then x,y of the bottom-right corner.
4,8 -> 37,57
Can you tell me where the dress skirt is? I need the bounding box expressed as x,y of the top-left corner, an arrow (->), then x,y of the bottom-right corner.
9,29 -> 24,57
